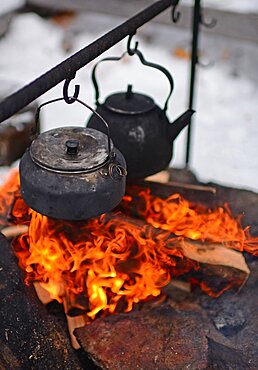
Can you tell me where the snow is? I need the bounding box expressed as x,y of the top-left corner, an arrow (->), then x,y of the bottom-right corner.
0,0 -> 25,15
182,0 -> 258,13
0,12 -> 257,192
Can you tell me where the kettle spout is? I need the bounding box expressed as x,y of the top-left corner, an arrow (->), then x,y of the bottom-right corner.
168,109 -> 195,141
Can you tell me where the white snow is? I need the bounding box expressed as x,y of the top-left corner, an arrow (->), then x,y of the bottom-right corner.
0,0 -> 25,15
0,12 -> 257,192
182,0 -> 258,13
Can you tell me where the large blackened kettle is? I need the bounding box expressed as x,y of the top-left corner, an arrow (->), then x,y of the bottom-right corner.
87,42 -> 195,179
19,98 -> 127,221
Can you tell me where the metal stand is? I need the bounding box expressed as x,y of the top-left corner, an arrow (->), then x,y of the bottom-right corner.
185,0 -> 216,166
0,0 -> 215,166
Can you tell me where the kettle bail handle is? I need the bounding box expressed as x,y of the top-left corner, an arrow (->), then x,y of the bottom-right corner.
92,53 -> 127,107
91,35 -> 174,112
33,97 -> 112,156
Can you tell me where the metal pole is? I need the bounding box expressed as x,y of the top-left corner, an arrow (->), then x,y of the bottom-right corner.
185,0 -> 201,166
0,0 -> 177,123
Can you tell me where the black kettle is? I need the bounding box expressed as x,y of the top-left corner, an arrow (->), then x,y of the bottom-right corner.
19,98 -> 127,221
87,40 -> 195,179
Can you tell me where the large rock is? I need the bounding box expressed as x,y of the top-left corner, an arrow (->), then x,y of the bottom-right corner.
0,233 -> 82,369
75,305 -> 208,370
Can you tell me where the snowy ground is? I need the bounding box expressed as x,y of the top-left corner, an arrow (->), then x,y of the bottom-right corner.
182,0 -> 258,13
0,0 -> 24,15
0,11 -> 257,192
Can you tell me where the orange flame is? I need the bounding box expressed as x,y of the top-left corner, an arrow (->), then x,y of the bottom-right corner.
14,209 -> 184,319
121,186 -> 250,251
2,171 -> 258,319
0,169 -> 20,227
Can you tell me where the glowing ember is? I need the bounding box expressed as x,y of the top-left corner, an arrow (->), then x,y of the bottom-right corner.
1,170 -> 258,319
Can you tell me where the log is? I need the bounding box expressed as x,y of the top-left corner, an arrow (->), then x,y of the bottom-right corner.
75,305 -> 209,370
104,212 -> 249,296
0,233 -> 82,369
1,225 -> 28,239
33,282 -> 89,350
130,180 -> 217,207
63,298 -> 87,350
33,282 -> 53,305
145,170 -> 170,184
132,179 -> 258,236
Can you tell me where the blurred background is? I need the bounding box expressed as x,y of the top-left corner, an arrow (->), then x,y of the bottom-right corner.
0,0 -> 257,190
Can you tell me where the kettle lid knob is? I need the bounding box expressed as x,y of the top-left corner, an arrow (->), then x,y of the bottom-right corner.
126,84 -> 133,99
66,139 -> 79,155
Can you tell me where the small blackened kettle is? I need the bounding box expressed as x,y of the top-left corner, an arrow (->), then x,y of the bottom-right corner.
87,39 -> 195,179
19,98 -> 127,221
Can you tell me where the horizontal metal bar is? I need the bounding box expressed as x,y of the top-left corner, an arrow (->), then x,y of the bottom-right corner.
0,0 -> 177,123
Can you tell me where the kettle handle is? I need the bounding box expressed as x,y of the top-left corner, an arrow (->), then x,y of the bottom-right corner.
33,97 -> 112,156
92,37 -> 174,112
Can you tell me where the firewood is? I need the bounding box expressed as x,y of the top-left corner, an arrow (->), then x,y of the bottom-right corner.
33,283 -> 88,350
170,279 -> 191,292
33,282 -> 53,305
180,241 -> 249,296
63,298 -> 88,350
132,179 -> 258,236
104,212 -> 249,295
146,177 -> 217,194
131,180 -> 217,206
1,225 -> 28,238
145,170 -> 170,184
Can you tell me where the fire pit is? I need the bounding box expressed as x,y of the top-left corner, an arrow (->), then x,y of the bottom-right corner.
1,169 -> 258,369
0,1 -> 257,368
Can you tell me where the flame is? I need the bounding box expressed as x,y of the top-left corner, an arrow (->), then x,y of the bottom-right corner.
2,171 -> 258,319
14,209 -> 182,319
0,169 -> 20,227
121,186 -> 251,251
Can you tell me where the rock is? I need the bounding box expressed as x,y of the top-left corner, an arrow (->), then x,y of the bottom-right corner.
75,305 -> 208,370
0,233 -> 82,369
213,301 -> 246,337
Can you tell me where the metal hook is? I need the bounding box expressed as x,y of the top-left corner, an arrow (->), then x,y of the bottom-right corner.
200,13 -> 217,29
171,1 -> 181,23
63,74 -> 80,104
127,34 -> 139,56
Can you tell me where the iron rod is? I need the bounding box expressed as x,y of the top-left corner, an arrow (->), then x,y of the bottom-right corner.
0,0 -> 177,123
185,0 -> 200,165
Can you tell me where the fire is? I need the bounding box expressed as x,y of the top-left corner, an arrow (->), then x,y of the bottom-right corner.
0,169 -> 20,227
1,170 -> 258,319
14,209 -> 177,319
121,186 -> 249,251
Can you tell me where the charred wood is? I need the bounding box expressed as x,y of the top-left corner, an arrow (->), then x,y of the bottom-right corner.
105,212 -> 250,295
132,180 -> 216,206
133,180 -> 258,235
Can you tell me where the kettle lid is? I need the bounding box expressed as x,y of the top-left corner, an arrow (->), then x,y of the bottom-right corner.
104,84 -> 155,115
30,127 -> 112,173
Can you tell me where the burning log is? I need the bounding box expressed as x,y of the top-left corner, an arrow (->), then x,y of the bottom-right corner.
0,233 -> 82,369
33,282 -> 87,350
63,298 -> 88,350
131,180 -> 217,206
1,225 -> 28,239
104,212 -> 249,296
74,305 -> 209,370
133,180 -> 258,236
